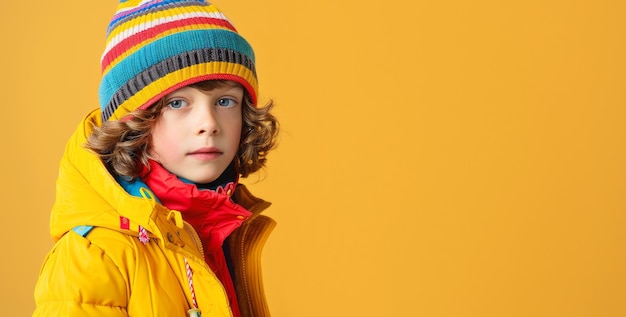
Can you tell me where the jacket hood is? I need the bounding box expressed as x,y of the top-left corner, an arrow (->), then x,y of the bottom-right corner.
51,109 -> 166,241
50,109 -> 271,242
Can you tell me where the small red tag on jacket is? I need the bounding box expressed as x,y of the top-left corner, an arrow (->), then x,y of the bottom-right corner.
120,216 -> 130,230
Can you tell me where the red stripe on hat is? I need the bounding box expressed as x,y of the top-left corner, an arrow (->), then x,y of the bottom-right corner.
102,17 -> 236,72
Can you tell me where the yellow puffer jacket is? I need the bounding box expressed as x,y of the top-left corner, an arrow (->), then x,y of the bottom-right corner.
33,109 -> 275,317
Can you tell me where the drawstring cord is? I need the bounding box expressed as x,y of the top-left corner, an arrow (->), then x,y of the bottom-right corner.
185,258 -> 201,317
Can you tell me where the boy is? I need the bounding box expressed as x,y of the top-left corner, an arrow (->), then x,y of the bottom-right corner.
33,1 -> 279,316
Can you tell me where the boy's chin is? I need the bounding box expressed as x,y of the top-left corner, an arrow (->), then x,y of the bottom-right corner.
185,175 -> 220,184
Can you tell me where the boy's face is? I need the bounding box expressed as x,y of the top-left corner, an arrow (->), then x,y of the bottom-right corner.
150,83 -> 243,184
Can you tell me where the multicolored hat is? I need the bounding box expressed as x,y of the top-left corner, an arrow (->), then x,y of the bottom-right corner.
98,0 -> 257,122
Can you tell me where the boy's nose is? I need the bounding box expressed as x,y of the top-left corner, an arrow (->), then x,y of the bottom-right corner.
196,106 -> 220,135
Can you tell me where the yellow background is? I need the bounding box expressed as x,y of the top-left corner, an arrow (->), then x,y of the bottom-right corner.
1,0 -> 625,316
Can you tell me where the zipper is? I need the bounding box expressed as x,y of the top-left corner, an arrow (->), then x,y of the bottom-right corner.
183,220 -> 205,260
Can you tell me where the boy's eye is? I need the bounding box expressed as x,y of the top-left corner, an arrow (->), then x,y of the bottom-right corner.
217,98 -> 236,108
167,99 -> 188,109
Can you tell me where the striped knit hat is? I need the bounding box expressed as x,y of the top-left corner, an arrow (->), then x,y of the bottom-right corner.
98,0 -> 257,122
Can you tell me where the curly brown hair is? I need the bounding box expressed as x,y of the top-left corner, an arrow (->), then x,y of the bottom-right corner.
86,80 -> 279,180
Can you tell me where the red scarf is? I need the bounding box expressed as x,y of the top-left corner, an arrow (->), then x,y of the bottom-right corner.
141,159 -> 251,317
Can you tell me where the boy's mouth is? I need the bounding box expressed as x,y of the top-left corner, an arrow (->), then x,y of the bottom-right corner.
188,147 -> 223,160
189,147 -> 222,154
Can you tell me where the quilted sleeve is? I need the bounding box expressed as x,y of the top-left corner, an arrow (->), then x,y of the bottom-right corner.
33,230 -> 129,317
